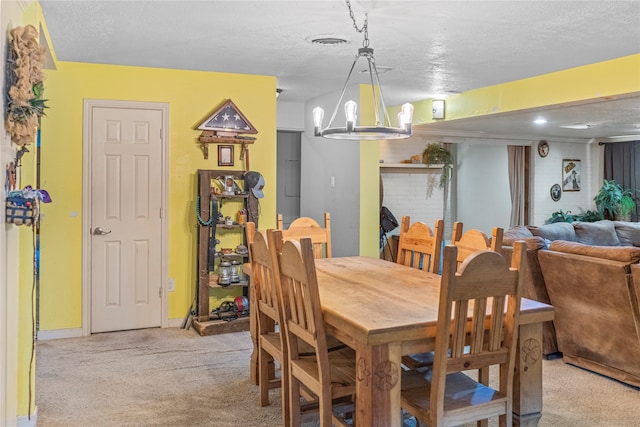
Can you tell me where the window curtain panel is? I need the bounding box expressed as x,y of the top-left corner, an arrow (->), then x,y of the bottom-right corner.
604,140 -> 640,221
508,145 -> 525,227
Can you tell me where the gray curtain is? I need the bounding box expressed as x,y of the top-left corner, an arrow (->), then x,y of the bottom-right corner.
507,145 -> 526,227
603,140 -> 640,221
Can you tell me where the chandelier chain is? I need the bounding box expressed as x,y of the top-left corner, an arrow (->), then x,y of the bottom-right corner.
345,0 -> 369,47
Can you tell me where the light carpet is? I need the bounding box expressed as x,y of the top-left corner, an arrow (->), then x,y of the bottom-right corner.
36,327 -> 640,426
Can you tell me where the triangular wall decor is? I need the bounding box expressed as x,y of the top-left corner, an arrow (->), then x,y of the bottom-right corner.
195,99 -> 258,165
197,99 -> 257,136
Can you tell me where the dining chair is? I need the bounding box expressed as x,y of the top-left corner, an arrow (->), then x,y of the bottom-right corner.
452,221 -> 504,267
271,230 -> 356,427
451,221 -> 506,421
401,241 -> 527,427
397,217 -> 444,371
248,228 -> 292,425
404,221 -> 505,372
396,216 -> 444,273
276,212 -> 332,258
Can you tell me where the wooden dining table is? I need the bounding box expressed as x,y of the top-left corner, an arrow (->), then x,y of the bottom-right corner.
311,256 -> 554,427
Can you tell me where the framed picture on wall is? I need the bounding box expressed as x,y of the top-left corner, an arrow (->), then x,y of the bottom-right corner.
562,159 -> 581,191
218,145 -> 234,166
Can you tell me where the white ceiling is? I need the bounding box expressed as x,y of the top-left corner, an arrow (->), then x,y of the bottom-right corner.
39,0 -> 640,141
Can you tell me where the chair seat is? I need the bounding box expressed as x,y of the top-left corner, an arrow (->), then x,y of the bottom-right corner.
291,347 -> 356,398
401,352 -> 434,370
260,332 -> 282,356
401,369 -> 508,422
260,332 -> 348,363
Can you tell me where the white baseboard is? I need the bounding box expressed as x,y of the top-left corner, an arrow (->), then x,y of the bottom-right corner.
167,318 -> 186,328
16,406 -> 36,427
37,322 -> 187,340
37,328 -> 83,341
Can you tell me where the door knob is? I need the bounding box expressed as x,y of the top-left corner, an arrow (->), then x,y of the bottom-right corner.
93,227 -> 112,235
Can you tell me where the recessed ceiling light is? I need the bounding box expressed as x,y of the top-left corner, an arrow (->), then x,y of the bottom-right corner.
533,118 -> 547,125
560,124 -> 592,129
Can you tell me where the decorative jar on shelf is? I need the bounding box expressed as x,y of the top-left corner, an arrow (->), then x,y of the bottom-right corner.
230,259 -> 241,283
218,261 -> 232,286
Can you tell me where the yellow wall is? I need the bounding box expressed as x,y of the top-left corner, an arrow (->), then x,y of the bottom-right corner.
389,54 -> 640,125
38,62 -> 277,331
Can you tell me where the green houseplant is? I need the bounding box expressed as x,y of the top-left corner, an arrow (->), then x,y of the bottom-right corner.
547,209 -> 601,223
422,143 -> 453,189
593,179 -> 634,220
618,194 -> 636,221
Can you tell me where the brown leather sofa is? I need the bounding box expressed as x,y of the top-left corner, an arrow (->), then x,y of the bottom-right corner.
502,220 -> 640,387
539,241 -> 640,388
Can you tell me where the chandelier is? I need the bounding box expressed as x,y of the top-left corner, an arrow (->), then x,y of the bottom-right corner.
312,0 -> 414,140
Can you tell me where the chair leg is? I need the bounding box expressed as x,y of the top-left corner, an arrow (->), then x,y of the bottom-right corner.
498,413 -> 511,427
259,348 -> 273,407
477,367 -> 490,427
281,357 -> 291,427
289,376 -> 301,427
319,390 -> 332,427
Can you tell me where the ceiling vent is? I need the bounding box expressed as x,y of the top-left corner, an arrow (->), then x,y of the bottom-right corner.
307,35 -> 349,46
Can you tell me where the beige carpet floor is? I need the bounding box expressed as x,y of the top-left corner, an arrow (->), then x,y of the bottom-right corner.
36,327 -> 640,427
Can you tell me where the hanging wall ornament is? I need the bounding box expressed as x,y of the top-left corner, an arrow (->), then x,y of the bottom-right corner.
4,25 -> 48,146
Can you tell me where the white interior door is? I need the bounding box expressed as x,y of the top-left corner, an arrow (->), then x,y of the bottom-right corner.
90,105 -> 163,333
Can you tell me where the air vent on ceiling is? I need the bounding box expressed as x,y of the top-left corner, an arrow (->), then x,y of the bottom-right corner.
306,35 -> 349,46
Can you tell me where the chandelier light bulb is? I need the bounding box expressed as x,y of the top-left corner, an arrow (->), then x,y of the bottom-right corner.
400,103 -> 414,129
313,107 -> 324,127
345,100 -> 357,131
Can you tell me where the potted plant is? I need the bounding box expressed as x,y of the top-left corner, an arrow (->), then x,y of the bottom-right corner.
617,194 -> 636,222
422,143 -> 453,189
593,179 -> 634,220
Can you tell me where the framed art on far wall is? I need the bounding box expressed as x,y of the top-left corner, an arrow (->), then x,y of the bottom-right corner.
562,159 -> 581,191
550,184 -> 562,201
218,145 -> 234,166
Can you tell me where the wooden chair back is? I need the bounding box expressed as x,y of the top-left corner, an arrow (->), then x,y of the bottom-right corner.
271,231 -> 355,426
396,216 -> 444,273
452,221 -> 504,267
276,212 -> 332,258
401,241 -> 527,426
248,229 -> 290,423
245,221 -> 259,385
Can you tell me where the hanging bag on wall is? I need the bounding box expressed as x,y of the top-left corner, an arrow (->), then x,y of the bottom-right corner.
5,196 -> 36,226
5,185 -> 52,226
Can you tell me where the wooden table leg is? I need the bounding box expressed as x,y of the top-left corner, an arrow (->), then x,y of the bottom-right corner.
513,322 -> 544,427
355,343 -> 402,427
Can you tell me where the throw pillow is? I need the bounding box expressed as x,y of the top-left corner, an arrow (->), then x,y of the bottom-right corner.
527,222 -> 576,242
504,225 -> 534,240
573,220 -> 620,246
549,240 -> 640,263
614,221 -> 640,247
503,236 -> 546,250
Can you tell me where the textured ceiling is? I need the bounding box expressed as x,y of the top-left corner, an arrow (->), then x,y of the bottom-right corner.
39,0 -> 640,140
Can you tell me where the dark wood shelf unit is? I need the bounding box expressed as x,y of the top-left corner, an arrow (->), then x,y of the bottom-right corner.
193,169 -> 250,336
